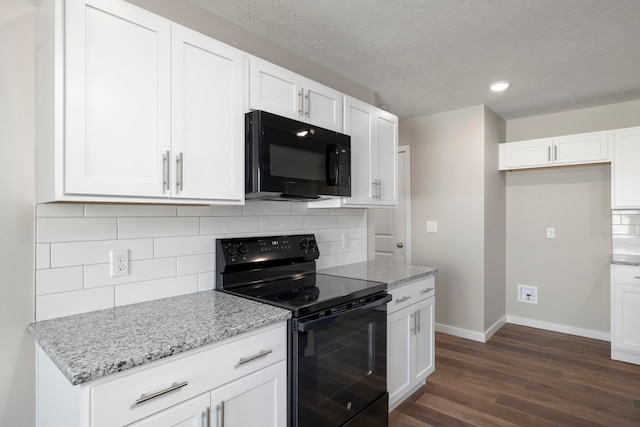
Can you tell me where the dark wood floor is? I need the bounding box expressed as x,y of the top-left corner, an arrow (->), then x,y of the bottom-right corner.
389,324 -> 640,427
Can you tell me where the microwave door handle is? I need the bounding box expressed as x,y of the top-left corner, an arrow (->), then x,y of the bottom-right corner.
326,146 -> 339,186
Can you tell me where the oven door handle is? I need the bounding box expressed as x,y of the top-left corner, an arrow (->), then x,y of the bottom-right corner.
295,293 -> 391,333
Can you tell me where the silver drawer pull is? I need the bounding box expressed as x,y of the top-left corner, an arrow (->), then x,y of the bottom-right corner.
237,349 -> 272,367
635,276 -> 640,279
421,288 -> 434,294
135,381 -> 188,405
395,295 -> 411,303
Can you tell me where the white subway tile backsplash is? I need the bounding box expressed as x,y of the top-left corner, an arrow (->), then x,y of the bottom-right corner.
198,272 -> 215,291
36,244 -> 50,269
304,216 -> 340,229
115,275 -> 198,307
36,267 -> 83,296
177,254 -> 214,276
118,217 -> 199,239
154,235 -> 216,258
35,202 -> 369,319
37,218 -> 117,243
612,234 -> 640,255
36,287 -> 114,321
612,225 -> 636,235
243,200 -> 292,216
200,217 -> 260,235
621,214 -> 640,225
177,205 -> 243,217
86,204 -> 176,217
84,258 -> 177,289
36,204 -> 84,218
50,239 -> 154,268
260,216 -> 305,232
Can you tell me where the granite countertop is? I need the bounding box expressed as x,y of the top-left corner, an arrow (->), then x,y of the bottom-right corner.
28,291 -> 291,386
611,254 -> 640,266
320,260 -> 438,290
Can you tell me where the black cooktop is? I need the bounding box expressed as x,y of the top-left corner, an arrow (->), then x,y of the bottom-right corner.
215,234 -> 386,317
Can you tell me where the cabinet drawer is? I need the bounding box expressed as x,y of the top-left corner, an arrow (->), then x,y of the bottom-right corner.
91,323 -> 286,427
388,277 -> 435,314
613,265 -> 640,286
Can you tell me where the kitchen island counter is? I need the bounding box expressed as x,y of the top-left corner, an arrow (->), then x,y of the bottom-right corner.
611,254 -> 640,266
28,290 -> 290,385
320,260 -> 438,290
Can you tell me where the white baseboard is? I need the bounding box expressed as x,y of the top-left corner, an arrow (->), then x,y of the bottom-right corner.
506,316 -> 611,342
436,316 -> 609,343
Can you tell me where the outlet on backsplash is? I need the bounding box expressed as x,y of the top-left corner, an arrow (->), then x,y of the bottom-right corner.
110,249 -> 129,277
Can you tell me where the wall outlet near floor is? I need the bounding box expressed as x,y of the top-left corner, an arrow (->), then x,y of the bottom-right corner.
517,284 -> 538,304
110,249 -> 129,277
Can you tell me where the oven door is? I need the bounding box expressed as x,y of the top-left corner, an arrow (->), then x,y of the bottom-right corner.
291,293 -> 390,427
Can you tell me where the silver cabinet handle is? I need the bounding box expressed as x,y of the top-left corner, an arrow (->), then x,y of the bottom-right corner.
554,145 -> 558,161
378,179 -> 382,200
395,295 -> 411,303
217,401 -> 225,427
421,287 -> 434,294
410,312 -> 416,333
547,146 -> 551,162
162,150 -> 170,193
298,89 -> 304,116
176,152 -> 184,192
135,381 -> 188,405
416,310 -> 421,334
635,276 -> 640,279
305,90 -> 310,118
202,407 -> 211,427
236,349 -> 272,366
371,181 -> 377,199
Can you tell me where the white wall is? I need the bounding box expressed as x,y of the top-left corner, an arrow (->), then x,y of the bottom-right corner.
0,1 -> 36,424
504,99 -> 640,338
401,105 -> 506,338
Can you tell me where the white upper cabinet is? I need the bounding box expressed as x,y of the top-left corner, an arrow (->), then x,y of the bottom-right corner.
38,0 -> 244,204
171,25 -> 244,202
249,56 -> 343,132
311,97 -> 398,208
64,0 -> 172,198
499,130 -> 610,170
612,127 -> 640,208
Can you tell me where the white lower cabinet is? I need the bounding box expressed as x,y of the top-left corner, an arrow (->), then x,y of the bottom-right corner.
386,277 -> 435,410
611,265 -> 640,365
36,323 -> 287,427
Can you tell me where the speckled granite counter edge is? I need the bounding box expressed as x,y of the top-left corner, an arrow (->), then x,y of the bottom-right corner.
611,255 -> 640,267
319,261 -> 438,290
386,269 -> 438,289
28,291 -> 291,385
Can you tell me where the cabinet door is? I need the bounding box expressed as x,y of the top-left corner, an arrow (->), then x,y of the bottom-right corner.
552,131 -> 609,165
613,284 -> 640,353
65,0 -> 171,197
128,393 -> 210,427
343,97 -> 376,206
376,109 -> 398,206
414,297 -> 435,381
209,361 -> 286,427
387,305 -> 414,408
304,79 -> 343,132
499,138 -> 553,170
171,25 -> 244,202
612,127 -> 640,208
249,57 -> 302,122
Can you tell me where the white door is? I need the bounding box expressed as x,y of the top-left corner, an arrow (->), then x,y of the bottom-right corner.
375,146 -> 410,263
65,0 -> 171,197
209,362 -> 286,427
171,25 -> 244,202
129,393 -> 209,427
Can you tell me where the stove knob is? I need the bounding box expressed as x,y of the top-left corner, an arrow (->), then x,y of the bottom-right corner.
308,239 -> 316,250
226,244 -> 237,257
238,243 -> 248,256
299,240 -> 308,250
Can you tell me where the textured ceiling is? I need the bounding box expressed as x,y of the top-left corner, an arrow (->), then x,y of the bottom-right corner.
190,0 -> 640,120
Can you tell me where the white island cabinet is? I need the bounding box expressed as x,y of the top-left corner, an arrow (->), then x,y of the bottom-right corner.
386,276 -> 435,410
611,265 -> 640,365
36,323 -> 287,427
38,0 -> 244,204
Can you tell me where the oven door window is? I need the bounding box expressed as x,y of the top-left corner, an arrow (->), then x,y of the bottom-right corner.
293,307 -> 387,426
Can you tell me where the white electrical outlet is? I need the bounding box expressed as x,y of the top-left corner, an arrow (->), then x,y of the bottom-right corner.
110,249 -> 129,277
426,221 -> 438,233
517,284 -> 538,304
546,227 -> 555,238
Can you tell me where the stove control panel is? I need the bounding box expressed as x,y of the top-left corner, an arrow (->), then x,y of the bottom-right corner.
217,234 -> 319,266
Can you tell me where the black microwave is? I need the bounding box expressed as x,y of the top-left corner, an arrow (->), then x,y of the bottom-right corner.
245,110 -> 351,201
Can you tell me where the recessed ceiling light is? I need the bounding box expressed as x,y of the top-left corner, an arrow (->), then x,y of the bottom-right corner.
489,81 -> 510,92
